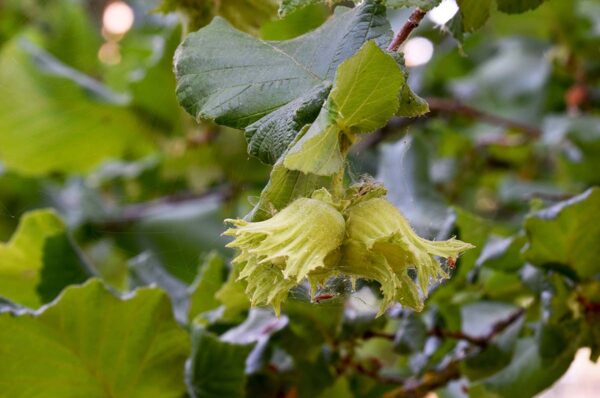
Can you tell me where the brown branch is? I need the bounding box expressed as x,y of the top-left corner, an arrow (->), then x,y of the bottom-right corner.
383,360 -> 461,398
430,308 -> 525,348
93,185 -> 233,231
354,97 -> 542,152
388,8 -> 427,52
577,294 -> 600,317
352,360 -> 403,385
351,117 -> 419,153
427,97 -> 542,138
377,308 -> 525,398
362,330 -> 395,340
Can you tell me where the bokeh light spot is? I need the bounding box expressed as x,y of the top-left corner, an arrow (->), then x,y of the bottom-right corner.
403,37 -> 434,68
103,2 -> 134,35
428,0 -> 459,25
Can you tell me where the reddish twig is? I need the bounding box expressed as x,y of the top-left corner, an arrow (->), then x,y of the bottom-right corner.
429,308 -> 525,348
354,97 -> 542,151
383,360 -> 462,398
94,185 -> 233,231
577,295 -> 600,317
427,97 -> 541,138
350,308 -> 525,396
362,330 -> 395,340
382,309 -> 525,398
388,8 -> 427,52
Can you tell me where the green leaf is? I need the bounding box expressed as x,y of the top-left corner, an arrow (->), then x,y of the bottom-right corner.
188,252 -> 227,320
284,41 -> 406,175
37,233 -> 90,303
456,0 -> 492,32
245,83 -> 331,164
468,336 -> 577,398
283,110 -> 346,176
0,209 -> 87,308
330,41 -> 404,133
395,60 -> 430,117
394,312 -> 427,354
496,0 -> 546,14
279,0 -> 323,16
0,38 -> 154,176
560,116 -> 600,185
279,0 -> 441,16
453,208 -> 494,277
460,302 -> 524,380
278,0 -> 358,17
0,279 -> 190,398
131,194 -> 227,282
129,27 -> 183,129
386,0 -> 442,11
248,159 -> 334,221
261,3 -> 329,40
461,301 -> 517,338
221,308 -> 289,344
379,134 -> 453,239
174,0 -> 391,129
476,235 -> 526,272
186,327 -> 254,398
215,263 -> 251,321
316,377 -> 353,398
128,253 -> 189,323
523,187 -> 600,280
281,294 -> 344,359
158,0 -> 278,33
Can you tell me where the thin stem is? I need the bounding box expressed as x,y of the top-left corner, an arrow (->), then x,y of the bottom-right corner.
388,8 -> 427,52
359,308 -> 526,397
427,97 -> 542,138
383,360 -> 461,398
93,185 -> 233,231
354,97 -> 543,151
430,308 -> 525,348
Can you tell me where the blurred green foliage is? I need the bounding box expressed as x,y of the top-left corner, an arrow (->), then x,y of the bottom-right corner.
0,0 -> 599,397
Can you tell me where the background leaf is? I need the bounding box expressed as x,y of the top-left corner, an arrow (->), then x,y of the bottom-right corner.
0,209 -> 87,308
524,187 -> 600,279
174,0 -> 391,128
0,39 -> 154,176
186,327 -> 254,398
0,279 -> 190,398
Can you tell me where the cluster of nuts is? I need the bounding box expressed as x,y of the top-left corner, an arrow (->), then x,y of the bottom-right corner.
224,184 -> 473,315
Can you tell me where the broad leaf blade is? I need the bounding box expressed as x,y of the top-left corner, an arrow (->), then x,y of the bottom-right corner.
283,110 -> 345,175
0,38 -> 154,176
386,0 -> 442,11
188,252 -> 227,320
174,0 -> 391,128
469,337 -> 576,398
496,0 -> 546,14
0,210 -> 88,308
331,41 -> 404,133
0,279 -> 190,398
456,0 -> 492,32
284,41 -> 406,175
248,160 -> 334,221
187,327 -> 254,398
245,82 -> 331,164
523,187 -> 600,280
158,0 -> 278,33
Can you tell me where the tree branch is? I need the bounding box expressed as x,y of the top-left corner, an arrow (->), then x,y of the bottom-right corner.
360,308 -> 526,398
383,360 -> 461,398
429,308 -> 525,348
388,8 -> 427,52
427,97 -> 542,138
93,185 -> 233,231
353,97 -> 543,151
